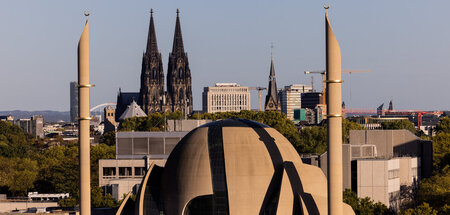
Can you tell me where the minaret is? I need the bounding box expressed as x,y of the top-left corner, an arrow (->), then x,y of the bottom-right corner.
325,7 -> 344,215
264,50 -> 281,111
167,9 -> 193,114
139,9 -> 165,114
78,12 -> 91,215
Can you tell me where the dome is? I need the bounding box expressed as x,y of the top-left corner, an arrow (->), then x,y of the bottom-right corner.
117,119 -> 355,215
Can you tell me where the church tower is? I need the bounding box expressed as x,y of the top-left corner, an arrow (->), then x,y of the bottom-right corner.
139,9 -> 165,114
167,9 -> 193,114
264,56 -> 281,111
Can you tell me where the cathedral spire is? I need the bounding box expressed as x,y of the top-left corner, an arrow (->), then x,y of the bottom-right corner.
265,54 -> 281,111
146,8 -> 158,56
172,8 -> 185,54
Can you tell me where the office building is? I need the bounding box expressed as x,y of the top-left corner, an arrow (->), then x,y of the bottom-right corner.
202,83 -> 250,113
301,92 -> 323,109
279,84 -> 313,120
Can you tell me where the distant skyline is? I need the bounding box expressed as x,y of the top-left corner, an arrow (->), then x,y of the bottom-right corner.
1,0 -> 449,111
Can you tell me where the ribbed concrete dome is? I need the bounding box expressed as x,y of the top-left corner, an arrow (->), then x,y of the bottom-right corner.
159,119 -> 354,215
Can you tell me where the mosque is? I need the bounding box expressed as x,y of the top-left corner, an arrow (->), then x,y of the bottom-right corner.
116,119 -> 354,214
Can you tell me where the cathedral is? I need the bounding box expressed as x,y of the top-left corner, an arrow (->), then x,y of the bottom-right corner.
116,9 -> 193,119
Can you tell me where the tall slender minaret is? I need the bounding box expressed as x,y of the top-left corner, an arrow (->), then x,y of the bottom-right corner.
325,7 -> 343,215
78,12 -> 91,215
264,48 -> 281,111
139,9 -> 165,114
167,9 -> 193,114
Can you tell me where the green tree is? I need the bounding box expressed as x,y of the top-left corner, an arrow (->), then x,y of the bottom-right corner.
435,116 -> 450,134
381,119 -> 417,135
432,132 -> 450,171
343,189 -> 394,215
99,131 -> 116,146
400,202 -> 438,215
416,167 -> 450,213
298,126 -> 327,154
0,157 -> 39,196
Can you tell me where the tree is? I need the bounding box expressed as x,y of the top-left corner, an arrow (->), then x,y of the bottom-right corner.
381,119 -> 417,135
400,202 -> 438,215
0,157 -> 38,196
416,167 -> 450,213
343,189 -> 394,215
298,126 -> 327,154
431,132 -> 450,171
435,116 -> 450,134
99,131 -> 116,146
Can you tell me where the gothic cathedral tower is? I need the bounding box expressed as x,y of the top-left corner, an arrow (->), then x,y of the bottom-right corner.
167,9 -> 193,114
264,56 -> 281,111
139,9 -> 165,113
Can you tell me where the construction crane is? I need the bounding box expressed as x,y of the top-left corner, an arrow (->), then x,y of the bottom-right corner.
249,87 -> 267,111
304,70 -> 370,105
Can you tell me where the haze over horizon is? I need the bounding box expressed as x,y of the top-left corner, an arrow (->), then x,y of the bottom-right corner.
1,0 -> 449,112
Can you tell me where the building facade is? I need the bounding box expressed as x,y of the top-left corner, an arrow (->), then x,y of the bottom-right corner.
133,9 -> 192,116
69,81 -> 78,122
279,84 -> 313,120
202,83 -> 250,113
301,92 -> 323,109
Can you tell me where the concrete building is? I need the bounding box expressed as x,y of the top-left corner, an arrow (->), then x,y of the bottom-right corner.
202,83 -> 250,113
307,129 -> 431,211
15,116 -> 44,138
279,84 -> 313,120
70,81 -> 78,122
167,119 -> 211,132
116,119 -> 354,214
99,131 -> 188,200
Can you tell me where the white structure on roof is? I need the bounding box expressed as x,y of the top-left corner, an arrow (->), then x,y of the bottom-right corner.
118,101 -> 147,121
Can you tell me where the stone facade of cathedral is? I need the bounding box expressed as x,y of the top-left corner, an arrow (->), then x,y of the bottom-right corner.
117,9 -> 192,118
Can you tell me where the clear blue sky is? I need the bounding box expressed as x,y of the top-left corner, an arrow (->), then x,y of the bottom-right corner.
0,0 -> 449,111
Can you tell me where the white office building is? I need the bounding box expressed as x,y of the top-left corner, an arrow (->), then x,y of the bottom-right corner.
202,83 -> 250,113
279,84 -> 313,120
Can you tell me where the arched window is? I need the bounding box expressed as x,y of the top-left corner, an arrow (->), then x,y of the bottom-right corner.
179,69 -> 183,78
153,69 -> 157,79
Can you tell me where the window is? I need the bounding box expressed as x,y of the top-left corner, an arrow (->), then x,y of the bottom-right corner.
135,167 -> 146,176
103,167 -> 116,177
119,167 -> 132,177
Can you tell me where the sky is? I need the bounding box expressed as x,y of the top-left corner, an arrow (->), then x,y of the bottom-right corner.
0,0 -> 449,112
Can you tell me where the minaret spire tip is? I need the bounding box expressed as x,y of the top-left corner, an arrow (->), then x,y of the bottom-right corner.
84,11 -> 90,20
324,5 -> 330,16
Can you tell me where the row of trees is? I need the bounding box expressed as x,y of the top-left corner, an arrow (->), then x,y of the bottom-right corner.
0,120 -> 118,208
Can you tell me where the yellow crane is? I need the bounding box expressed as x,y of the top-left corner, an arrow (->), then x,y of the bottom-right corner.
248,87 -> 267,111
304,70 -> 370,105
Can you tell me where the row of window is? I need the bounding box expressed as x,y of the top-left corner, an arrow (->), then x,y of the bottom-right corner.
103,167 -> 146,178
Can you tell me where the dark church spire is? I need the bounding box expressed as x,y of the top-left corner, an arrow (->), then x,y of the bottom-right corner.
146,8 -> 159,56
265,51 -> 281,111
172,8 -> 185,55
139,9 -> 165,114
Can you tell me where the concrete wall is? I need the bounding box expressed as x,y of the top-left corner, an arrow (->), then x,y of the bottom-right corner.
0,201 -> 58,212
